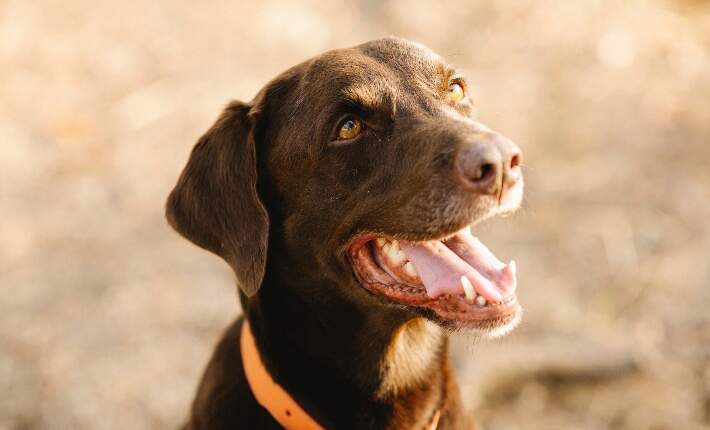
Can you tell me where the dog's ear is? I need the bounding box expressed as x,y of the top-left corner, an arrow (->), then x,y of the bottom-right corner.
166,101 -> 268,297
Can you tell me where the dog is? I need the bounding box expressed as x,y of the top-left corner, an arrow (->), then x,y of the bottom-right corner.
167,37 -> 524,429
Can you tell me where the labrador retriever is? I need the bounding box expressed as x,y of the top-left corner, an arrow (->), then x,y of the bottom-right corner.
167,36 -> 524,429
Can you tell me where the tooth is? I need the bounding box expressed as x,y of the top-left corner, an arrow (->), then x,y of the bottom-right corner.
403,262 -> 418,277
500,260 -> 517,291
396,249 -> 407,261
392,245 -> 408,263
382,241 -> 407,264
461,276 -> 475,302
475,295 -> 487,306
376,238 -> 386,247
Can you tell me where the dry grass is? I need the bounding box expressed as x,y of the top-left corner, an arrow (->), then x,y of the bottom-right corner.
1,1 -> 709,429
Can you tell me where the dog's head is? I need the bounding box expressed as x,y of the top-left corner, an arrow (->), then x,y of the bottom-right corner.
167,37 -> 523,335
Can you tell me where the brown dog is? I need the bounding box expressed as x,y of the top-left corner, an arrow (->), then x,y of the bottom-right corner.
167,37 -> 524,429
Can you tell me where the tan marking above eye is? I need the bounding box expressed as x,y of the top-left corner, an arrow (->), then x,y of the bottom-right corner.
446,82 -> 465,102
336,118 -> 363,140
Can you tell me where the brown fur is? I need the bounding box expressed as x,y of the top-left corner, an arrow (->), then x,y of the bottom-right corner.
167,37 -> 519,429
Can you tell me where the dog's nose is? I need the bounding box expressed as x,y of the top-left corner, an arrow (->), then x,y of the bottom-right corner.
456,133 -> 522,197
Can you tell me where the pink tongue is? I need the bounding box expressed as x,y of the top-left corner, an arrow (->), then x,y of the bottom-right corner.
399,229 -> 516,302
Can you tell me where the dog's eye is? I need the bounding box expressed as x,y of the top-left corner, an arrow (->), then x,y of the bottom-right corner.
446,82 -> 465,102
335,118 -> 363,141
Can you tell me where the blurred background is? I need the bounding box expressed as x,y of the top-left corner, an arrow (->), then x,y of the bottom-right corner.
2,0 -> 709,429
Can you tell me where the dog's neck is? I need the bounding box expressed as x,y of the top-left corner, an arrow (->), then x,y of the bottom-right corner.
242,272 -> 448,428
377,317 -> 445,397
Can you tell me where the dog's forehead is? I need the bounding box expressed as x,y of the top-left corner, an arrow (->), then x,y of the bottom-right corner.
357,37 -> 445,73
303,38 -> 448,94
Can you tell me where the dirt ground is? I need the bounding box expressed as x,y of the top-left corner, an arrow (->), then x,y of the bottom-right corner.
1,1 -> 709,429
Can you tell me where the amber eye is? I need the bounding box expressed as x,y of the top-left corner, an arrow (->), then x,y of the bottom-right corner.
446,81 -> 465,102
335,118 -> 363,140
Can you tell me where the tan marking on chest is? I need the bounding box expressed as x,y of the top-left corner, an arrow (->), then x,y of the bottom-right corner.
377,318 -> 444,398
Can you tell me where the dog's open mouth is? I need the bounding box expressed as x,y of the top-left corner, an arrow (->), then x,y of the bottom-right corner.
348,226 -> 521,333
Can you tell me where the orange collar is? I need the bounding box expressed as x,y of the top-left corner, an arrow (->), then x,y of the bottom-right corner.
240,320 -> 440,430
241,320 -> 324,429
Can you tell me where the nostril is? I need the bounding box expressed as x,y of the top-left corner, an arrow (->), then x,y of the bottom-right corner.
456,142 -> 502,194
474,163 -> 495,183
510,154 -> 521,170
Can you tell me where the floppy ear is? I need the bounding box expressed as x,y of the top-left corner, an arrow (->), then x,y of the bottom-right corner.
166,101 -> 268,297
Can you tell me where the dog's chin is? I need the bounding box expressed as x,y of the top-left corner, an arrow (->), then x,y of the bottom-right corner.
346,220 -> 522,335
403,300 -> 522,339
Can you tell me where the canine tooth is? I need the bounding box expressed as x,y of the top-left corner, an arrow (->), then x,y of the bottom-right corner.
508,260 -> 517,276
475,295 -> 487,306
500,260 -> 517,291
461,276 -> 475,302
403,262 -> 418,277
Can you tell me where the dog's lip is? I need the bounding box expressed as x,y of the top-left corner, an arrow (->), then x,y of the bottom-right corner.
342,200 -> 520,250
346,228 -> 521,329
343,224 -> 467,252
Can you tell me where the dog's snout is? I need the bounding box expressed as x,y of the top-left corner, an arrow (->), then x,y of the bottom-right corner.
456,133 -> 522,197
